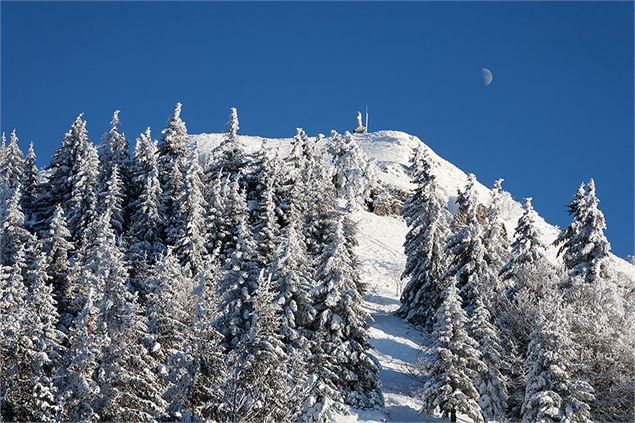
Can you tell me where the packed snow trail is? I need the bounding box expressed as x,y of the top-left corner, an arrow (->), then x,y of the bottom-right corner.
339,210 -> 441,423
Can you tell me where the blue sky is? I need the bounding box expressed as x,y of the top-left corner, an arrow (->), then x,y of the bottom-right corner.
1,2 -> 633,257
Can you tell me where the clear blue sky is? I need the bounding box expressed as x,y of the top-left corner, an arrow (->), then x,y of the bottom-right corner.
1,2 -> 633,257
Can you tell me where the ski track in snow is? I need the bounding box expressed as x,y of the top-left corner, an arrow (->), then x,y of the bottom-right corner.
343,210 -> 439,423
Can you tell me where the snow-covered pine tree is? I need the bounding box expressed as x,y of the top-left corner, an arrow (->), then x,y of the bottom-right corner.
270,205 -> 316,354
164,265 -> 226,421
0,188 -> 33,267
254,163 -> 280,266
214,207 -> 261,350
41,205 -> 73,314
0,129 -> 24,193
37,114 -> 99,240
312,219 -> 383,409
216,176 -> 249,262
203,170 -> 227,260
65,135 -> 100,242
479,179 -> 511,309
445,174 -> 489,312
158,103 -> 189,246
128,128 -> 165,276
98,110 -> 129,226
21,143 -> 38,229
207,107 -> 245,178
419,278 -> 484,423
57,290 -> 102,422
555,179 -> 611,285
331,131 -> 377,209
173,147 -> 208,275
18,247 -> 66,422
468,295 -> 508,420
221,271 -> 297,422
398,150 -> 451,328
100,164 -> 126,236
522,304 -> 594,423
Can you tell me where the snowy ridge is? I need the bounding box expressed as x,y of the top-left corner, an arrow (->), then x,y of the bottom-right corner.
191,130 -> 634,422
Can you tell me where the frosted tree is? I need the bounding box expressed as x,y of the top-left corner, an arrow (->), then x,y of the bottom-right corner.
164,266 -> 226,421
128,128 -> 164,275
555,179 -> 611,284
254,167 -> 280,266
269,207 -> 316,354
19,248 -> 66,422
158,103 -> 188,245
445,174 -> 489,312
0,188 -> 33,267
220,272 -> 298,422
468,296 -> 508,420
312,220 -> 383,409
100,164 -> 125,236
331,131 -> 377,208
173,149 -> 208,275
65,137 -> 100,241
98,110 -> 129,187
479,179 -> 511,309
214,210 -> 261,350
0,129 -> 24,193
398,150 -> 451,328
522,304 -> 594,423
39,114 -> 99,239
419,279 -> 484,423
146,249 -> 196,365
207,107 -> 245,178
41,205 -> 73,313
203,170 -> 228,259
216,177 -> 249,262
21,143 -> 38,228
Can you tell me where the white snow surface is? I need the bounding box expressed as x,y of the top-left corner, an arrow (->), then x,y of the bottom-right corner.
191,130 -> 635,422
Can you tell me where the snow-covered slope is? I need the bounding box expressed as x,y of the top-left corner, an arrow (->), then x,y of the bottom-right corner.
191,130 -> 635,421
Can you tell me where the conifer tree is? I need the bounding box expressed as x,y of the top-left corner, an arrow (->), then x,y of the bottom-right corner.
21,143 -> 38,228
0,188 -> 33,267
419,279 -> 484,423
98,110 -> 129,210
41,205 -> 73,313
468,296 -> 508,420
445,174 -> 489,312
255,167 -> 280,266
128,128 -> 164,273
203,170 -> 227,260
522,305 -> 594,423
312,220 -> 383,409
0,129 -> 24,193
331,131 -> 377,208
207,107 -> 245,178
173,149 -> 207,275
65,138 -> 100,241
270,207 -> 316,353
58,290 -> 102,422
100,164 -> 126,236
158,103 -> 188,245
398,149 -> 451,327
555,179 -> 611,284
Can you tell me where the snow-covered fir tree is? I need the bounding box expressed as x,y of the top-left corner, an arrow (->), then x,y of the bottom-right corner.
128,128 -> 164,274
207,107 -> 246,178
0,188 -> 33,267
269,205 -> 316,354
312,219 -> 383,409
398,148 -> 451,327
41,205 -> 73,313
98,110 -> 129,213
21,142 -> 38,228
158,103 -> 189,246
445,174 -> 490,312
522,303 -> 594,423
100,164 -> 126,236
0,129 -> 24,195
419,278 -> 484,423
331,131 -> 377,208
254,162 -> 280,266
555,179 -> 611,285
173,147 -> 208,275
468,295 -> 508,420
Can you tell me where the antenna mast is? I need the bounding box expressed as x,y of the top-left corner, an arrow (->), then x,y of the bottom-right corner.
365,105 -> 369,133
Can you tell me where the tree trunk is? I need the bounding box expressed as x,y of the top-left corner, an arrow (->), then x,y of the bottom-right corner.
450,409 -> 457,423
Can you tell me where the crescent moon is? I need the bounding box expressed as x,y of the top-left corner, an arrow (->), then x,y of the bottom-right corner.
481,68 -> 493,86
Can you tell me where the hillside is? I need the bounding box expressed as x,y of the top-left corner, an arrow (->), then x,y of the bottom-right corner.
191,129 -> 635,422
